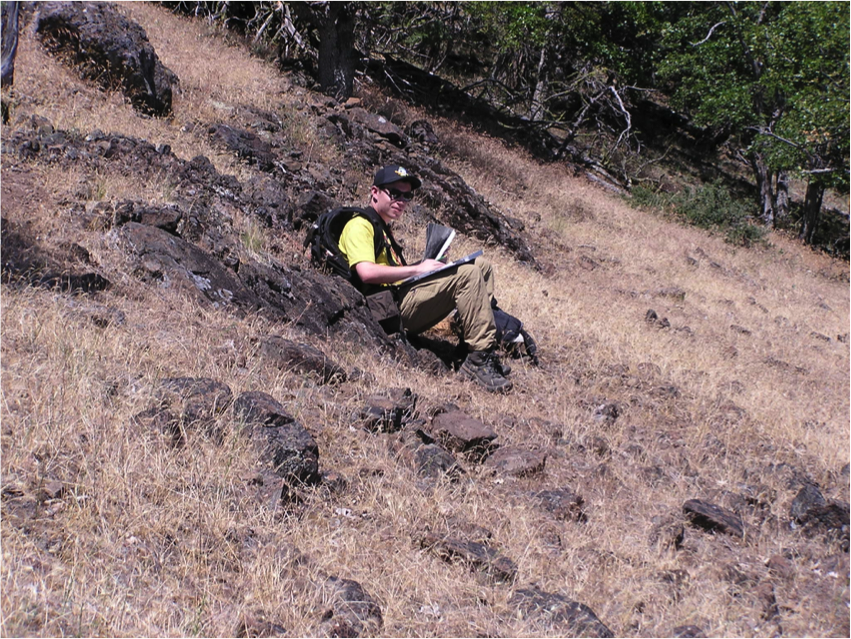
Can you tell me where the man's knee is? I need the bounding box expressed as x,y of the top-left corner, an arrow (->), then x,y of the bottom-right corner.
457,262 -> 485,283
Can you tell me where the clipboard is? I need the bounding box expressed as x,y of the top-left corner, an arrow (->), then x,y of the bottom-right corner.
398,250 -> 483,286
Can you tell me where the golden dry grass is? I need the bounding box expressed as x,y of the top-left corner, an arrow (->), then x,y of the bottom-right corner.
2,3 -> 849,638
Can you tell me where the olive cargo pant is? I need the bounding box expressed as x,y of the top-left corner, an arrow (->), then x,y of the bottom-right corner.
398,256 -> 497,352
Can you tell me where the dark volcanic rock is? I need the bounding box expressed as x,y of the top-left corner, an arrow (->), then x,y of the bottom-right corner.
428,409 -> 497,460
209,124 -> 277,170
316,576 -> 383,638
419,531 -> 517,583
509,586 -> 614,637
258,336 -> 346,384
234,391 -> 319,485
683,499 -> 745,538
531,488 -> 585,521
234,391 -> 295,427
360,388 -> 417,433
158,377 -> 233,424
392,430 -> 463,481
113,200 -> 183,233
120,222 -> 259,310
484,446 -> 547,477
154,377 -> 233,444
346,107 -> 408,148
35,2 -> 177,116
790,484 -> 827,523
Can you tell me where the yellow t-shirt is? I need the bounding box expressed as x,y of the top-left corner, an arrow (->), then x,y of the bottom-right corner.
338,216 -> 391,268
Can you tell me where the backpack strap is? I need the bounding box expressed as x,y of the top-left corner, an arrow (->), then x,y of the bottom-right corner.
357,207 -> 407,267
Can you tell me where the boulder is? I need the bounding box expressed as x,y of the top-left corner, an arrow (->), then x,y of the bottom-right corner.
120,222 -> 259,310
428,409 -> 497,460
234,391 -> 319,485
509,586 -> 614,637
113,200 -> 183,233
35,2 -> 177,116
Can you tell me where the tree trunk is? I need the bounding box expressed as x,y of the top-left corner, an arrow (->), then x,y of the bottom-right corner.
289,1 -> 356,100
800,179 -> 825,244
529,48 -> 547,121
773,170 -> 790,229
0,0 -> 21,124
316,3 -> 356,100
749,153 -> 775,226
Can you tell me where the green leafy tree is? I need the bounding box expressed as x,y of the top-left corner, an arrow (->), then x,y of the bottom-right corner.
659,1 -> 849,241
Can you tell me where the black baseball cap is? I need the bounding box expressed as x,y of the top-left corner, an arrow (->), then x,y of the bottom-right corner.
373,165 -> 422,190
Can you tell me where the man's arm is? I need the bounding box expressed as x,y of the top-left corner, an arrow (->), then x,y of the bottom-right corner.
355,259 -> 446,285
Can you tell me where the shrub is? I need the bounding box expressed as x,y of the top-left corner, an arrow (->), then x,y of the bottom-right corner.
630,182 -> 766,247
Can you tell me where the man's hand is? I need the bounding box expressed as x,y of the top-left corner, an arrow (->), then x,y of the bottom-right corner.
415,258 -> 446,275
354,258 -> 446,285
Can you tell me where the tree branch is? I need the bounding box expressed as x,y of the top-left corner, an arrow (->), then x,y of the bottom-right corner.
690,21 -> 726,46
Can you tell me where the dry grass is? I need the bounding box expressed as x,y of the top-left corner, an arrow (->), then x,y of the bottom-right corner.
2,3 -> 849,638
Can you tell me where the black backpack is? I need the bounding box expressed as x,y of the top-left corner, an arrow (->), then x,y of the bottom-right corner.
492,299 -> 539,365
304,206 -> 406,289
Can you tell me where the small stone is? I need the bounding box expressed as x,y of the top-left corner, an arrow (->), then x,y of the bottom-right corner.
790,484 -> 826,523
419,532 -> 517,583
316,576 -> 382,637
532,488 -> 585,521
671,625 -> 705,638
40,480 -> 65,501
360,388 -> 416,433
484,447 -> 546,477
683,499 -> 744,538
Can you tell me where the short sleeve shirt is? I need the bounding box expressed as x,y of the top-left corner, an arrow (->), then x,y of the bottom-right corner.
338,217 -> 391,267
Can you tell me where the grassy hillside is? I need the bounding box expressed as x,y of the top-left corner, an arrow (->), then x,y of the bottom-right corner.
2,3 -> 848,637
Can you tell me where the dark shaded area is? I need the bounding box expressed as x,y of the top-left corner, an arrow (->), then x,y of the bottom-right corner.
0,217 -> 110,294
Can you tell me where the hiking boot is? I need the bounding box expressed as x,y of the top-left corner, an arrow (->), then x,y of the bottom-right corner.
491,352 -> 511,376
460,351 -> 513,393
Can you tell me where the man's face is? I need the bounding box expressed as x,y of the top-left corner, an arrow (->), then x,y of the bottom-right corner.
371,180 -> 413,223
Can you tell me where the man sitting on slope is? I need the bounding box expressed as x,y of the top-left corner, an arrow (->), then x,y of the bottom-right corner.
338,164 -> 513,393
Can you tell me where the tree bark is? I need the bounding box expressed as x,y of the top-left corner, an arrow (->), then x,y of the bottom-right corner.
749,153 -> 775,227
290,2 -> 356,100
0,0 -> 21,124
1,0 -> 20,87
800,179 -> 825,244
773,170 -> 790,228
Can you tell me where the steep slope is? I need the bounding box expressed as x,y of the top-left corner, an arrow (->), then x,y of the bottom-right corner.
1,3 -> 848,637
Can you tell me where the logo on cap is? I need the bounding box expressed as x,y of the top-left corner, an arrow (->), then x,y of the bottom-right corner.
395,167 -> 408,177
